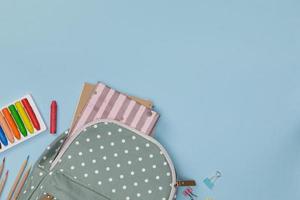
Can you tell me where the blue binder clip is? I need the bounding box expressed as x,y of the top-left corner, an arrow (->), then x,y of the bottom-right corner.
203,171 -> 222,189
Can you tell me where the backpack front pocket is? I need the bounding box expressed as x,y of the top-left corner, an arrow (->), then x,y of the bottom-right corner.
40,172 -> 111,200
32,120 -> 176,200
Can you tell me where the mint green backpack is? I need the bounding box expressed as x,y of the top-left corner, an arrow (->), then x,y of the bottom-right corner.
18,120 -> 177,200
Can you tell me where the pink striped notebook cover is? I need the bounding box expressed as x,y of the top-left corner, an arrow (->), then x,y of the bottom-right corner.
70,82 -> 159,136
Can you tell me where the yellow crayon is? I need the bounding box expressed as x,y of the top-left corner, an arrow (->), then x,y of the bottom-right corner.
15,102 -> 34,134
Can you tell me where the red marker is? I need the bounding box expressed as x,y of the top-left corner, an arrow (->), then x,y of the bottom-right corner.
21,98 -> 40,130
50,101 -> 57,134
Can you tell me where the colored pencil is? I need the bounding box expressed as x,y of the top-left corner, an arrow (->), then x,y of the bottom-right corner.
12,166 -> 31,200
0,158 -> 5,178
7,156 -> 29,200
0,170 -> 9,197
2,108 -> 21,140
0,112 -> 14,143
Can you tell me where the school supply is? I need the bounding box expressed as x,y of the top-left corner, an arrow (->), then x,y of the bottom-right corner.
7,156 -> 29,199
50,101 -> 57,134
70,83 -> 154,133
0,126 -> 9,146
70,83 -> 159,135
0,170 -> 8,197
0,113 -> 14,143
183,187 -> 198,199
8,104 -> 28,137
0,95 -> 47,153
203,171 -> 222,190
0,158 -> 5,178
13,166 -> 31,200
19,120 -> 178,200
2,108 -> 21,140
70,82 -> 159,136
15,102 -> 34,134
204,198 -> 214,200
21,98 -> 41,131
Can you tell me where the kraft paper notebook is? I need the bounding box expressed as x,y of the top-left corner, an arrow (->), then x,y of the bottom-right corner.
70,82 -> 159,137
70,83 -> 154,132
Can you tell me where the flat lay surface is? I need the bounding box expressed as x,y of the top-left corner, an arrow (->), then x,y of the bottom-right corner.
0,0 -> 300,199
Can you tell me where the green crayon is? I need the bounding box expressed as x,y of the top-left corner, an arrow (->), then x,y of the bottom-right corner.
8,105 -> 27,137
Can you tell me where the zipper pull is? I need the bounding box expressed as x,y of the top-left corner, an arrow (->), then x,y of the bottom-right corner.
176,180 -> 196,187
39,193 -> 54,200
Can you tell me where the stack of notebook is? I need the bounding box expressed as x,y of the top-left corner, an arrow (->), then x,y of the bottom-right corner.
54,82 -> 160,164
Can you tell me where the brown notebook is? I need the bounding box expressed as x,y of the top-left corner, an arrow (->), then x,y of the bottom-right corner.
70,82 -> 153,132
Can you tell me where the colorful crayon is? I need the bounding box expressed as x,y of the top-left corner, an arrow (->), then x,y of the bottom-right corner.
2,108 -> 21,140
0,112 -> 14,143
15,102 -> 34,134
21,98 -> 40,131
0,95 -> 46,152
8,105 -> 27,137
50,101 -> 57,134
0,126 -> 8,146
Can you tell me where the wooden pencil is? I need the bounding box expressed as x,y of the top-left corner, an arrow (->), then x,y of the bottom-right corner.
0,170 -> 9,197
7,156 -> 29,200
0,157 -> 5,178
12,166 -> 31,200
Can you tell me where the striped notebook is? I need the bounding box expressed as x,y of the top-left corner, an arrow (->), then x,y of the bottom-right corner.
70,82 -> 160,136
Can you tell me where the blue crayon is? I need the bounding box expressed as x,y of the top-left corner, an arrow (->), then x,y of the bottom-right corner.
0,126 -> 8,146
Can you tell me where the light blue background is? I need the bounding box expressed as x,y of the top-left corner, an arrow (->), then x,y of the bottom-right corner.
0,0 -> 300,199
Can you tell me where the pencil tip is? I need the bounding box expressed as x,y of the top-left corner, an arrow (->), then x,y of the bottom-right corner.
26,155 -> 29,160
2,157 -> 5,163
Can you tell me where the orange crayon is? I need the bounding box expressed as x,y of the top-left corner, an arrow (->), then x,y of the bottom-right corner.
1,108 -> 21,140
0,112 -> 14,143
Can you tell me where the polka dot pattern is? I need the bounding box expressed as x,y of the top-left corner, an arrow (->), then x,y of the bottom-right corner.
18,122 -> 175,200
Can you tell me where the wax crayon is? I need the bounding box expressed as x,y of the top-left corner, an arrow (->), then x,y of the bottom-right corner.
2,109 -> 21,140
50,101 -> 57,134
8,105 -> 27,137
21,98 -> 40,130
15,102 -> 34,134
0,126 -> 8,146
0,112 -> 14,143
